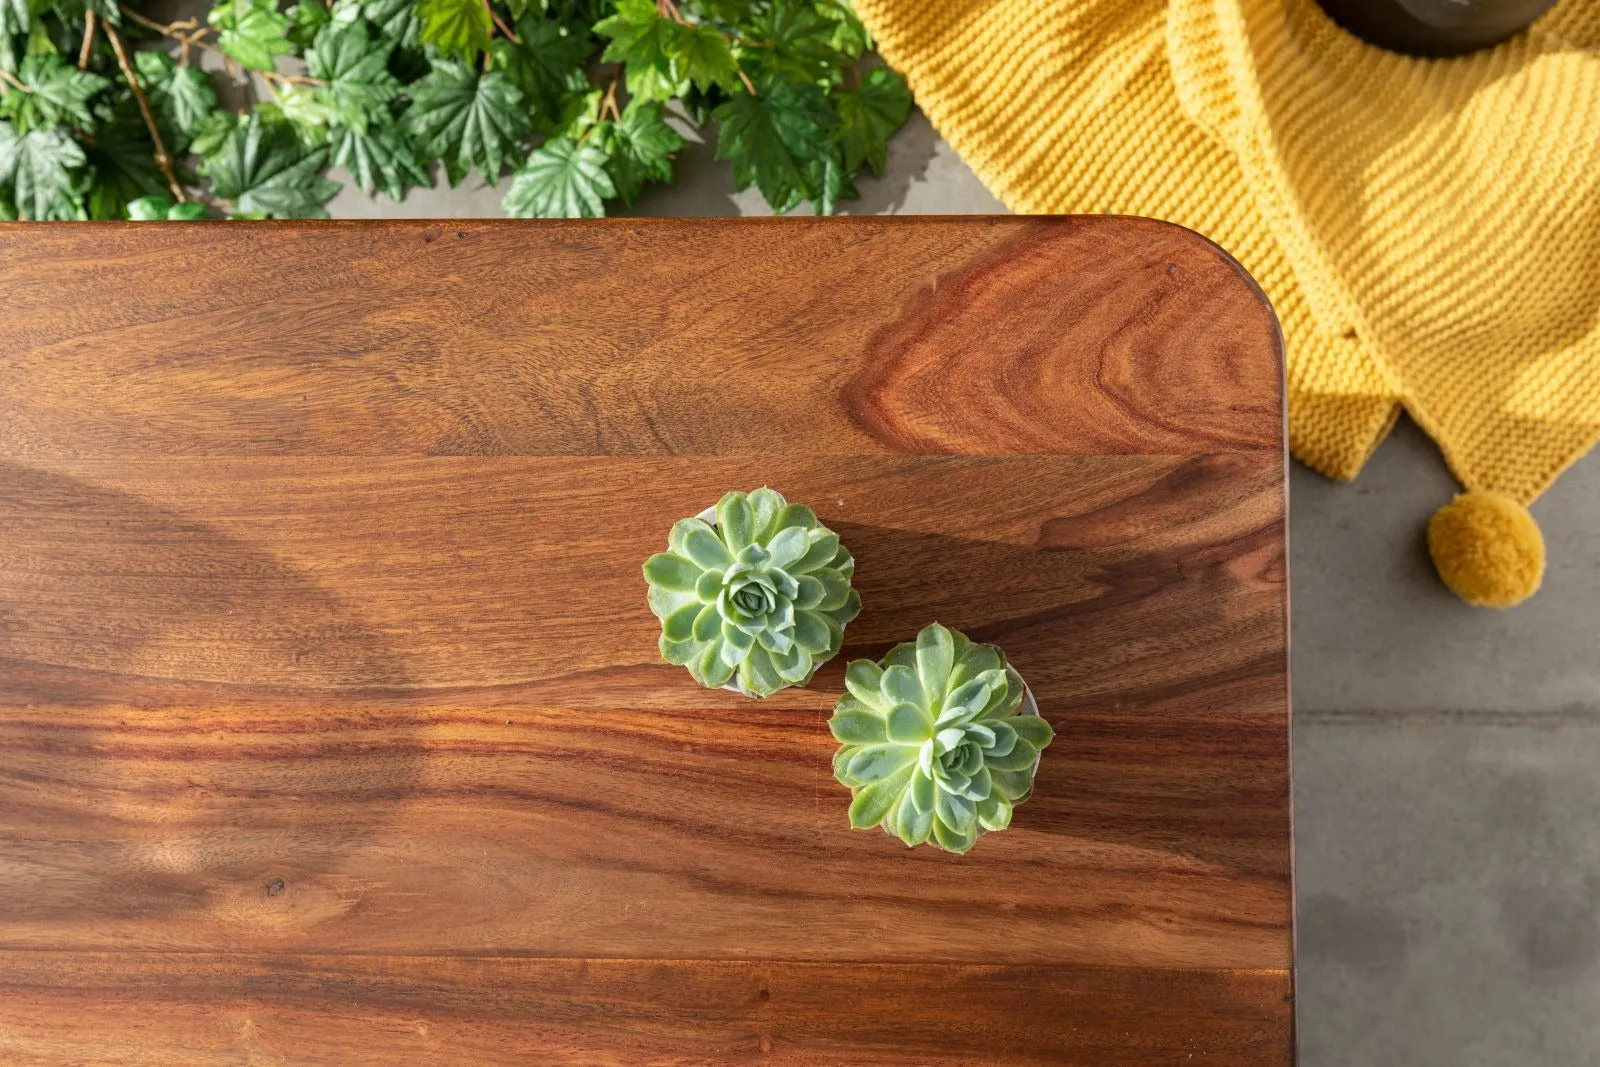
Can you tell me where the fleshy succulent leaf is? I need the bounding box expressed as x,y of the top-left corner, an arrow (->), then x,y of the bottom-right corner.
830,710 -> 885,745
985,719 -> 1018,758
716,491 -> 755,552
886,701 -> 932,744
691,602 -> 722,641
646,489 -> 853,698
814,570 -> 851,611
699,642 -> 736,687
676,521 -> 734,570
662,600 -> 700,642
828,622 -> 1053,852
747,487 -> 785,539
849,763 -> 914,829
935,787 -> 975,833
773,502 -> 817,531
642,552 -> 701,591
991,769 -> 1035,802
881,664 -> 923,710
739,643 -> 782,695
793,529 -> 841,573
1010,716 -> 1055,748
976,794 -> 1013,832
659,634 -> 697,665
844,659 -> 884,708
771,643 -> 812,683
792,610 -> 832,655
915,622 -> 955,698
883,642 -> 918,671
846,742 -> 915,784
933,815 -> 978,854
765,525 -> 809,569
695,569 -> 724,601
985,739 -> 1036,771
793,574 -> 825,609
949,642 -> 1002,689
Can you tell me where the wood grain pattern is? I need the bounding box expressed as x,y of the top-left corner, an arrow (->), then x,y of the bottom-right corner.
0,954 -> 1292,1065
0,219 -> 1281,457
0,218 -> 1291,1064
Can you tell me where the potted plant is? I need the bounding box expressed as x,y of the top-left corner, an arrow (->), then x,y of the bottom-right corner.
828,622 -> 1054,853
643,488 -> 861,698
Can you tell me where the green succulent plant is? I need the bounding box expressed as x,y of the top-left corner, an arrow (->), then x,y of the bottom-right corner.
643,488 -> 861,698
829,622 -> 1054,853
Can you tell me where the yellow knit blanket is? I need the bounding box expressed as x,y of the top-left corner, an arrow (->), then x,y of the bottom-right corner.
856,0 -> 1600,605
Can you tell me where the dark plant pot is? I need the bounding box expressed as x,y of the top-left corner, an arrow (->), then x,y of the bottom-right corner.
1315,0 -> 1558,56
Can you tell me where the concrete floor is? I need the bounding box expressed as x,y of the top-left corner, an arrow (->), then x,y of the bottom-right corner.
329,114 -> 1600,1066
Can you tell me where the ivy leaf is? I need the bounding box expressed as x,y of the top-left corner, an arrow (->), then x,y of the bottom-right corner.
595,0 -> 672,74
743,0 -> 838,83
503,134 -> 613,217
814,0 -> 870,58
415,0 -> 491,59
0,0 -> 28,41
128,195 -> 209,219
692,0 -> 753,21
832,65 -> 909,176
286,0 -> 331,46
664,22 -> 740,93
491,16 -> 590,125
82,106 -> 168,219
624,62 -> 688,105
403,59 -> 530,182
270,83 -> 334,143
198,112 -> 340,217
597,0 -> 721,102
188,110 -> 240,157
601,98 -> 682,205
805,143 -> 853,215
209,0 -> 296,71
351,0 -> 421,47
0,121 -> 87,220
0,55 -> 110,134
134,52 -> 218,151
713,74 -> 834,214
328,121 -> 427,199
306,19 -> 400,129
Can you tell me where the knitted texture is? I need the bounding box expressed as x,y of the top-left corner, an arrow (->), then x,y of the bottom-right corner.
854,0 -> 1600,505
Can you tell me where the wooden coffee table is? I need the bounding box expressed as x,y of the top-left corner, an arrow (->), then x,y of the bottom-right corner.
0,218 -> 1292,1064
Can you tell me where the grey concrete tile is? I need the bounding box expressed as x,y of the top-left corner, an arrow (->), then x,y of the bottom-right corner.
1295,717 -> 1600,1067
1291,416 -> 1600,715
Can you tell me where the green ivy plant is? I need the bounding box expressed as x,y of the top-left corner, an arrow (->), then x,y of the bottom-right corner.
643,487 -> 860,698
829,622 -> 1055,854
0,0 -> 911,219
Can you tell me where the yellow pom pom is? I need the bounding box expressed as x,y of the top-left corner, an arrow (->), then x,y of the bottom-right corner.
1427,492 -> 1545,607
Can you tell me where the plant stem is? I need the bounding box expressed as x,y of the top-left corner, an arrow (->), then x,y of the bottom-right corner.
78,11 -> 97,70
600,64 -> 622,123
485,0 -> 518,43
103,21 -> 187,204
118,6 -> 324,87
0,69 -> 30,93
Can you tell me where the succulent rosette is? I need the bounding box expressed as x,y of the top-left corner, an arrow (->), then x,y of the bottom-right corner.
643,488 -> 861,698
829,622 -> 1054,853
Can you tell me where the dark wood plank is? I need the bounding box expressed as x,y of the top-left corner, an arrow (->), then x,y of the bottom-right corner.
0,953 -> 1293,1066
0,454 -> 1283,706
0,218 -> 1290,1063
0,454 -> 1287,966
0,218 -> 1282,458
